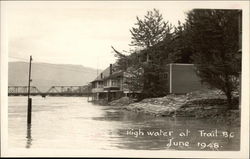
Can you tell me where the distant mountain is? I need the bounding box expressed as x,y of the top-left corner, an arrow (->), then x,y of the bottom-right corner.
8,62 -> 100,92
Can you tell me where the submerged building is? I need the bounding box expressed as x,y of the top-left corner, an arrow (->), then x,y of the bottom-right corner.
90,63 -> 207,102
90,64 -> 131,102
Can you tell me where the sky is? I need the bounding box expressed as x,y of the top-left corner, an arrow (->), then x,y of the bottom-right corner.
4,1 -> 244,69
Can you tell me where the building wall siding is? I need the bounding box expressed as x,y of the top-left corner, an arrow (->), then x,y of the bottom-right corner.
171,64 -> 208,94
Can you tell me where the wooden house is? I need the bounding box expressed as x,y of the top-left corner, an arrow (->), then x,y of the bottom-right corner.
90,63 -> 208,102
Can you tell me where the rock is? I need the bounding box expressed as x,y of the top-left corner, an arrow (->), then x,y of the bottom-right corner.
123,89 -> 240,124
109,97 -> 135,106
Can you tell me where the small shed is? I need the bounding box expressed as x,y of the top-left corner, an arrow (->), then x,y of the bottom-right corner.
166,63 -> 208,94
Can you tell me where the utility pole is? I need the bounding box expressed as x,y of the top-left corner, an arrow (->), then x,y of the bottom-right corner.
27,55 -> 32,125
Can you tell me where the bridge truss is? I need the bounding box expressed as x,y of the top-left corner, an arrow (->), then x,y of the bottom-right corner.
8,85 -> 90,97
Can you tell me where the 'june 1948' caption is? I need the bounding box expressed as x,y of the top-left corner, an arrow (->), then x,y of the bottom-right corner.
126,129 -> 235,150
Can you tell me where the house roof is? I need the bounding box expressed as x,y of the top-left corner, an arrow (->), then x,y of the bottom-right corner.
105,71 -> 123,79
91,63 -> 122,83
91,66 -> 110,83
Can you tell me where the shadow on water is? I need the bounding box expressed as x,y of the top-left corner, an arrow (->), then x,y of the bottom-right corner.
26,124 -> 33,149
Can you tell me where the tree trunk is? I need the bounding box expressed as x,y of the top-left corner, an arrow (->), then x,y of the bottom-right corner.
224,75 -> 238,110
225,89 -> 238,110
225,90 -> 232,109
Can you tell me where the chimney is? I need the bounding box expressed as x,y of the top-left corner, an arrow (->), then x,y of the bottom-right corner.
101,73 -> 103,79
110,64 -> 112,75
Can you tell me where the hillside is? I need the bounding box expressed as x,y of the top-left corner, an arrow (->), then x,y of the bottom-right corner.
8,62 -> 100,92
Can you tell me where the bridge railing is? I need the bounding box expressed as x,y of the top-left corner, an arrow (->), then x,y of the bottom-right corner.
8,86 -> 41,95
8,85 -> 91,96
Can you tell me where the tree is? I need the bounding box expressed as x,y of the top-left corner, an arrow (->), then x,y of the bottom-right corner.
111,46 -> 128,71
124,64 -> 144,94
171,21 -> 194,63
111,46 -> 144,94
111,45 -> 168,98
129,9 -> 173,98
112,9 -> 175,99
186,9 -> 241,109
130,8 -> 172,61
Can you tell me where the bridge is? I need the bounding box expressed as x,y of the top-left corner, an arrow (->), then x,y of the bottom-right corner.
8,86 -> 91,97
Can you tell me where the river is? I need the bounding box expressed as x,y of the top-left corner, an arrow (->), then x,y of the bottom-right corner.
8,96 -> 240,151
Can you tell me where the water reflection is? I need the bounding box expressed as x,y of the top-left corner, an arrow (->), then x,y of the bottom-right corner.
26,124 -> 32,149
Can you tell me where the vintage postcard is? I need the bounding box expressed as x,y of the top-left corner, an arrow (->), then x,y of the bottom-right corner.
1,1 -> 249,158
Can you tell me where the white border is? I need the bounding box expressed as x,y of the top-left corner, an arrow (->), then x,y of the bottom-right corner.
1,1 -> 9,157
1,1 -> 249,158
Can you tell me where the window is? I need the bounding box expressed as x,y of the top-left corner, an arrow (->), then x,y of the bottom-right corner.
98,81 -> 103,88
92,82 -> 97,88
111,80 -> 117,86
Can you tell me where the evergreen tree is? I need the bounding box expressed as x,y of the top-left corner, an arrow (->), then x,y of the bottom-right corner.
111,46 -> 144,94
186,9 -> 241,109
172,21 -> 194,63
130,8 -> 172,61
129,9 -> 173,98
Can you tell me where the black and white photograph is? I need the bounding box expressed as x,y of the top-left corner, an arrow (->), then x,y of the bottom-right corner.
0,1 -> 249,158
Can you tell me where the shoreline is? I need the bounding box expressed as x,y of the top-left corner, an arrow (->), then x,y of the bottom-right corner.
108,90 -> 240,126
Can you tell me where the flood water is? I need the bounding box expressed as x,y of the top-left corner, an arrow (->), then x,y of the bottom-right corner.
8,96 -> 240,151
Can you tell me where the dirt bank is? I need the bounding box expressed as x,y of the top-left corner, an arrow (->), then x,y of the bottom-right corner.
118,90 -> 240,125
109,97 -> 135,106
